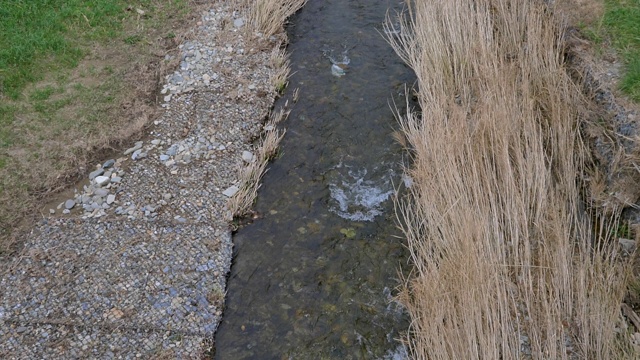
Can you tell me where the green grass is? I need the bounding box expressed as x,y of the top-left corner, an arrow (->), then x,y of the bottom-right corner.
0,0 -> 188,100
0,0 -> 125,100
601,0 -> 640,101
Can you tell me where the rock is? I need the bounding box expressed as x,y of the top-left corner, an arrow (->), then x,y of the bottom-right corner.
619,238 -> 636,253
132,149 -> 142,160
65,199 -> 76,210
167,146 -> 178,156
160,154 -> 170,161
171,74 -> 184,84
241,151 -> 254,163
111,176 -> 122,183
102,159 -> 116,169
151,139 -> 161,145
89,169 -> 104,180
107,194 -> 116,205
124,142 -> 143,155
95,176 -> 110,187
222,186 -> 239,197
248,84 -> 256,90
94,188 -> 109,197
62,209 -> 70,215
233,18 -> 245,28
164,95 -> 172,102
49,209 -> 55,214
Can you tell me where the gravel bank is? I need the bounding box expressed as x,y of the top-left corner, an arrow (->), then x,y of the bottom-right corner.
0,2 -> 285,358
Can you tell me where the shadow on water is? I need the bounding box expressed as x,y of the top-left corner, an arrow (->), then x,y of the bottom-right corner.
214,0 -> 416,358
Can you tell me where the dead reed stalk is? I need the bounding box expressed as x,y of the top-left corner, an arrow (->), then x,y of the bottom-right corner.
387,0 -> 633,358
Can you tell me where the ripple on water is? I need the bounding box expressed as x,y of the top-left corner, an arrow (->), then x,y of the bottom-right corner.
328,162 -> 395,222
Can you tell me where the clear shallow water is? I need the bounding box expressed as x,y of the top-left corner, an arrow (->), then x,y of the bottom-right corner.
213,0 -> 416,358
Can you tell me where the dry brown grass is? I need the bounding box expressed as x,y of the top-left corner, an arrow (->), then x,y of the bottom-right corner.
235,0 -> 307,37
387,0 -> 634,358
226,0 -> 304,217
227,105 -> 289,218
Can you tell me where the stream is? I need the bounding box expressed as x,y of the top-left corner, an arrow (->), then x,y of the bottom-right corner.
213,0 -> 416,358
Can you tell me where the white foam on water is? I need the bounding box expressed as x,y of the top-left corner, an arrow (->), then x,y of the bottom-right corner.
329,165 -> 393,221
328,165 -> 394,221
323,47 -> 351,77
381,344 -> 409,360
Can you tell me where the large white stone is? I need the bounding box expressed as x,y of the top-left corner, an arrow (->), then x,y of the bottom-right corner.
94,176 -> 110,187
241,151 -> 254,163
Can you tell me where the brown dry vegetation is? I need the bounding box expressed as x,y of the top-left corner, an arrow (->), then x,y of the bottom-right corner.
234,0 -> 307,38
388,0 -> 634,358
226,0 -> 306,217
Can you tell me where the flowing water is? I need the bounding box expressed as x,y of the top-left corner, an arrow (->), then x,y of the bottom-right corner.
214,0 -> 416,358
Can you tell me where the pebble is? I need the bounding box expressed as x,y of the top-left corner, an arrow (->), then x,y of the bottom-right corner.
233,18 -> 245,28
619,238 -> 636,253
95,176 -> 111,187
222,186 -> 239,197
65,199 -> 76,210
103,159 -> 116,169
124,142 -> 143,155
241,151 -> 254,163
89,169 -> 105,180
160,154 -> 170,161
132,149 -> 147,160
94,189 -> 109,197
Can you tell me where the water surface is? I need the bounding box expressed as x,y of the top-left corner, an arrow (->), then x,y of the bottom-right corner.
214,0 -> 416,358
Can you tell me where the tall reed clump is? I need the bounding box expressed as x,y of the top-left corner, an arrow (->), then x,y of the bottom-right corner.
235,0 -> 307,37
387,0 -> 633,358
